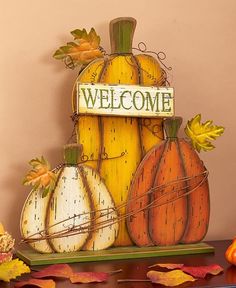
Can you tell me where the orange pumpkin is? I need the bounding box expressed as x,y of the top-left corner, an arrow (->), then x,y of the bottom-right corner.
225,239 -> 236,265
126,117 -> 210,246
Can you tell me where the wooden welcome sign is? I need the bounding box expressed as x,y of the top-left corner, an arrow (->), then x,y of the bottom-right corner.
77,83 -> 174,117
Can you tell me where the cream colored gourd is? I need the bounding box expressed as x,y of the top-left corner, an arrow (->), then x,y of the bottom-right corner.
20,144 -> 119,253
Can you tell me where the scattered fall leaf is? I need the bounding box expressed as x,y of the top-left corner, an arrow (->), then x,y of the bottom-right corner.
23,156 -> 57,197
147,269 -> 196,286
0,259 -> 30,282
32,264 -> 73,279
182,264 -> 224,278
53,28 -> 103,69
70,271 -> 108,284
31,263 -> 109,284
0,251 -> 13,264
14,278 -> 55,288
148,263 -> 184,269
185,114 -> 225,152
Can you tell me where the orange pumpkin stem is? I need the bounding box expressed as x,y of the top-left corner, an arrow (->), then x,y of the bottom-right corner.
164,117 -> 183,139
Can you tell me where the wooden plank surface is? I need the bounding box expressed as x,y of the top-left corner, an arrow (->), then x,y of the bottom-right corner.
16,242 -> 214,266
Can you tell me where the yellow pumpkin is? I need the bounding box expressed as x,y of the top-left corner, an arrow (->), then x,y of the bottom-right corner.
72,17 -> 166,246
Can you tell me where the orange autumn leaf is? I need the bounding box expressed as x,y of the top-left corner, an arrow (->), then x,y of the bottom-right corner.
31,263 -> 109,284
32,264 -> 73,279
148,263 -> 184,269
14,278 -> 55,288
23,156 -> 57,197
70,271 -> 109,284
53,28 -> 103,69
182,264 -> 224,278
147,270 -> 196,286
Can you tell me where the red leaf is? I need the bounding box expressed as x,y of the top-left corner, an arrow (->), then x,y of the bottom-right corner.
149,263 -> 184,269
32,264 -> 73,279
70,271 -> 109,283
14,278 -> 55,288
182,264 -> 224,278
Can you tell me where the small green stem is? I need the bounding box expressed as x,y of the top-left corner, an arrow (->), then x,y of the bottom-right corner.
64,144 -> 83,165
164,117 -> 183,139
110,17 -> 136,54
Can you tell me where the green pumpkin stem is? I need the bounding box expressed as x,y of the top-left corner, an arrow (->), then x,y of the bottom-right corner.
164,117 -> 183,139
110,17 -> 136,54
64,143 -> 83,165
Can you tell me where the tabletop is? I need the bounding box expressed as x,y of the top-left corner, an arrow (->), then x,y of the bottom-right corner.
5,240 -> 236,287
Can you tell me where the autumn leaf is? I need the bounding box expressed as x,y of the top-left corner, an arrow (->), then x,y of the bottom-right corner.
32,263 -> 108,284
53,28 -> 103,69
148,263 -> 184,269
185,114 -> 225,152
0,252 -> 13,264
14,278 -> 55,288
0,259 -> 30,282
23,156 -> 57,197
70,271 -> 109,284
147,270 -> 196,286
182,264 -> 224,278
32,264 -> 73,279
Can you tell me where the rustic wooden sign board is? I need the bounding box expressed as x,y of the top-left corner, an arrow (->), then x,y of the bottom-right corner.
77,83 -> 174,117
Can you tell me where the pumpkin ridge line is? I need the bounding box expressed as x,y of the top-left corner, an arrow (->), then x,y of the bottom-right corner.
78,165 -> 95,250
175,138 -> 189,243
96,57 -> 109,173
132,54 -> 145,159
45,166 -> 65,253
148,140 -> 168,245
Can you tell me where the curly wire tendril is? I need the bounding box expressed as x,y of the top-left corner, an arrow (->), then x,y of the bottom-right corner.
21,170 -> 208,243
133,42 -> 172,71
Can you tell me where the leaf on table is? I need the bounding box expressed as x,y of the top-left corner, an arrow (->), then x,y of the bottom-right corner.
53,28 -> 103,69
147,270 -> 196,287
0,259 -> 30,282
14,278 -> 55,288
0,251 -> 13,264
148,263 -> 184,269
70,271 -> 109,284
182,264 -> 224,278
184,114 -> 225,152
32,264 -> 73,279
23,156 -> 57,197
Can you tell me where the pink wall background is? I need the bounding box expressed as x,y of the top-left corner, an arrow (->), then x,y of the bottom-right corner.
0,0 -> 235,244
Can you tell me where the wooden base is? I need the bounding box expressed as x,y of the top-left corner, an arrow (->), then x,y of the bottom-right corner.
16,242 -> 214,266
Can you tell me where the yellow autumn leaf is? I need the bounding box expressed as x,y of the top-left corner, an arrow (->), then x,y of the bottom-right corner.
147,269 -> 196,286
0,259 -> 30,282
184,114 -> 225,152
23,156 -> 57,197
53,28 -> 103,69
